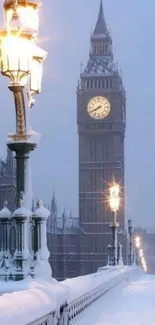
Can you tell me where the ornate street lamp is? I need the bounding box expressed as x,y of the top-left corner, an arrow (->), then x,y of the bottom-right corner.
128,219 -> 133,266
0,0 -> 48,281
139,248 -> 143,258
109,181 -> 120,266
0,0 -> 47,206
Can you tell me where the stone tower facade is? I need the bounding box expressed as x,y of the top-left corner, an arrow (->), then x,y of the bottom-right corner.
77,1 -> 126,274
0,148 -> 16,212
47,193 -> 81,280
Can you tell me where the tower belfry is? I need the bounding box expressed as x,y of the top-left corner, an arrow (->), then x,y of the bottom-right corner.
77,0 -> 126,274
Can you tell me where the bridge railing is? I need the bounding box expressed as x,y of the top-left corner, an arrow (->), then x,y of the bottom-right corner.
66,266 -> 139,324
0,266 -> 141,325
28,312 -> 55,325
27,303 -> 68,325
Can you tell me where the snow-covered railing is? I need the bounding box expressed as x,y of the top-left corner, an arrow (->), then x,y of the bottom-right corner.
0,278 -> 69,325
26,303 -> 68,325
27,312 -> 55,325
0,266 -> 141,325
67,271 -> 124,322
66,266 -> 139,323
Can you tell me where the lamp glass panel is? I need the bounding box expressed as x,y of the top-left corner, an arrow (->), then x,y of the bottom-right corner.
110,184 -> 119,197
5,6 -> 39,31
5,8 -> 13,24
30,59 -> 42,93
109,197 -> 120,212
1,53 -> 8,72
0,35 -> 33,79
18,6 -> 39,31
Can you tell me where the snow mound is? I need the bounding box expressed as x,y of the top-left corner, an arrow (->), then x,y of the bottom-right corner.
0,278 -> 69,325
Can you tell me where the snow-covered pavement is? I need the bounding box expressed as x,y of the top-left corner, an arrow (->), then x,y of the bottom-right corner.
77,273 -> 155,325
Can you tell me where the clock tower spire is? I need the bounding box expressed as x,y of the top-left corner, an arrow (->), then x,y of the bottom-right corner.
78,1 -> 126,275
93,0 -> 108,37
90,0 -> 112,58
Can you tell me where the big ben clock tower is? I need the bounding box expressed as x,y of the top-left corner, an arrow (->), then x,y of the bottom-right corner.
77,1 -> 126,274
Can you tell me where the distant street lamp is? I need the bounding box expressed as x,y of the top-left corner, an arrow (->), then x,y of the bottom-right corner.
109,181 -> 120,266
141,256 -> 147,272
135,235 -> 141,265
139,248 -> 143,258
135,236 -> 141,249
128,219 -> 133,265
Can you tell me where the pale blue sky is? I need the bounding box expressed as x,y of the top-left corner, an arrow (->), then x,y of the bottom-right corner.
0,0 -> 155,226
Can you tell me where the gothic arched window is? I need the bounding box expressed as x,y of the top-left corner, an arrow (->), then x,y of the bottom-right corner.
105,80 -> 109,88
105,45 -> 108,53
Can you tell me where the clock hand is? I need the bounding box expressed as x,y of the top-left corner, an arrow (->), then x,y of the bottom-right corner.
90,105 -> 102,113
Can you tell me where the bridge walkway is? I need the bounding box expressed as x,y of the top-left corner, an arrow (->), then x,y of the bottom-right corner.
74,274 -> 155,325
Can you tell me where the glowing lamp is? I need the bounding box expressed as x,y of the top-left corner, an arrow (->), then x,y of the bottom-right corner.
110,184 -> 120,197
109,183 -> 120,212
4,0 -> 40,32
135,236 -> 141,249
139,249 -> 143,258
29,46 -> 47,96
0,29 -> 34,85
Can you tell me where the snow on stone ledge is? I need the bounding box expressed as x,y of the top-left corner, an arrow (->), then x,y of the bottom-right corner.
0,278 -> 69,325
13,206 -> 32,218
34,201 -> 50,219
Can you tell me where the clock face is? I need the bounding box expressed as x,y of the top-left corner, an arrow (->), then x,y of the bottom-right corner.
87,96 -> 111,120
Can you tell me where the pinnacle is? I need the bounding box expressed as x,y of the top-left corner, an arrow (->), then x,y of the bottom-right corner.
51,190 -> 56,207
4,201 -> 8,208
52,190 -> 56,204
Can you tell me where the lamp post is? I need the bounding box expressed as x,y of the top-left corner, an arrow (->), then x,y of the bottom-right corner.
128,219 -> 133,265
109,181 -> 120,266
107,244 -> 112,266
0,0 -> 47,207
